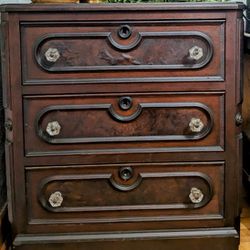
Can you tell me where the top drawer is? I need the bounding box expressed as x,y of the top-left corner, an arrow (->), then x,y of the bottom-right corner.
21,20 -> 225,85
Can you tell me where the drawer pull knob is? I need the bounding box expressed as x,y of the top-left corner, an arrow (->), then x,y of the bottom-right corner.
189,118 -> 204,133
235,113 -> 243,126
4,119 -> 13,131
189,46 -> 203,61
119,167 -> 134,181
119,96 -> 133,110
48,191 -> 63,208
46,121 -> 61,137
189,187 -> 204,204
45,48 -> 60,63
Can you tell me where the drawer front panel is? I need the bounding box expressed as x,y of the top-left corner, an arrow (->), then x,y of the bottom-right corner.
26,162 -> 224,232
23,92 -> 224,156
21,20 -> 224,84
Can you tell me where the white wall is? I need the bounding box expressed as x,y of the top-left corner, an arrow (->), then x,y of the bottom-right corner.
0,0 -> 31,3
0,0 -> 246,3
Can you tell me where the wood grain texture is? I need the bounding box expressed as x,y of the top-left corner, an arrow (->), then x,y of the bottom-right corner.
23,92 -> 223,157
21,19 -> 224,84
0,3 -> 243,250
24,162 -> 223,234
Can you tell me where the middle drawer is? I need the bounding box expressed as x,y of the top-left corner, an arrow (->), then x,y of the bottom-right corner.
23,92 -> 224,157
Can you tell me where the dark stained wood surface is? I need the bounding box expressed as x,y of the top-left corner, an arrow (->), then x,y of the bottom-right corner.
13,234 -> 240,250
21,20 -> 223,83
23,93 -> 223,157
0,3 -> 243,250
24,162 -> 224,233
0,3 -> 245,12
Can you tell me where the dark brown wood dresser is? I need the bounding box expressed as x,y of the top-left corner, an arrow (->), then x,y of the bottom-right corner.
0,2 -> 244,250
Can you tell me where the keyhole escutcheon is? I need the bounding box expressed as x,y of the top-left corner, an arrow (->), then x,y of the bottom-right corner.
119,96 -> 133,110
118,25 -> 132,39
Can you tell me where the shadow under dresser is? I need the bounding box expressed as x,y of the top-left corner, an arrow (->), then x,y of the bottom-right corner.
0,2 -> 244,250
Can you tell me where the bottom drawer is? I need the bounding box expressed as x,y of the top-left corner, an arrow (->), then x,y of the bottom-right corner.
13,229 -> 239,250
25,162 -> 224,233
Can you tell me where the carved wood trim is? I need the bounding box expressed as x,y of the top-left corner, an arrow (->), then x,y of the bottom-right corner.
34,31 -> 213,72
28,214 -> 224,225
35,102 -> 214,144
37,171 -> 213,213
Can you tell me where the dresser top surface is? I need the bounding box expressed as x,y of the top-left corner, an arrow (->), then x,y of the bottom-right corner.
0,2 -> 245,13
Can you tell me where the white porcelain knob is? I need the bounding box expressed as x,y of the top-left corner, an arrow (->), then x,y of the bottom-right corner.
48,191 -> 63,208
189,118 -> 204,133
189,187 -> 204,204
189,46 -> 203,60
45,48 -> 60,63
46,121 -> 61,137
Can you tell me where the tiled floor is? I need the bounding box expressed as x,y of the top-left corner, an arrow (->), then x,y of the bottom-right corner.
240,212 -> 250,249
240,187 -> 250,250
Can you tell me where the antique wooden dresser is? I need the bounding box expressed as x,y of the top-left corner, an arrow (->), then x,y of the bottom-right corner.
0,3 -> 244,250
